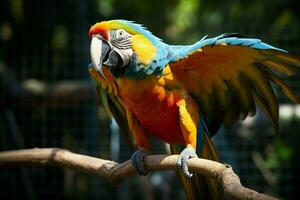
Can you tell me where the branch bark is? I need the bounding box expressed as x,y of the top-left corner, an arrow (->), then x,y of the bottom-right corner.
0,148 -> 277,200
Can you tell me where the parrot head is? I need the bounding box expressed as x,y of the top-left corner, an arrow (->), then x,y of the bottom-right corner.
89,20 -> 162,78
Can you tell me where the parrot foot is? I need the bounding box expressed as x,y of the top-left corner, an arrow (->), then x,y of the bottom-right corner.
131,148 -> 149,175
176,147 -> 198,178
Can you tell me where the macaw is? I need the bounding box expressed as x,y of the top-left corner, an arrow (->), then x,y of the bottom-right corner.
88,19 -> 300,199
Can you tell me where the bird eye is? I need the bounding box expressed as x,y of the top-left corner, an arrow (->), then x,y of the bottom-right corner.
116,29 -> 126,39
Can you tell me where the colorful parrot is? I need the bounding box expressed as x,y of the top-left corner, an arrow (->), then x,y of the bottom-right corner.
88,19 -> 300,199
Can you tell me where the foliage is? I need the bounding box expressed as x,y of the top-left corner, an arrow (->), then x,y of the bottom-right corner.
0,0 -> 299,199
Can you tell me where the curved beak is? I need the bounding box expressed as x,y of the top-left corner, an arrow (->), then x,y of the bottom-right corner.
90,35 -> 110,78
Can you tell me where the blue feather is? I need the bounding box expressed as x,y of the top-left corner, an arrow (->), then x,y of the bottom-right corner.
116,20 -> 170,78
116,21 -> 288,77
169,34 -> 287,63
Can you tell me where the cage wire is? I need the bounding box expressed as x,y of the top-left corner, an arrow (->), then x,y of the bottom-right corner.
0,1 -> 300,200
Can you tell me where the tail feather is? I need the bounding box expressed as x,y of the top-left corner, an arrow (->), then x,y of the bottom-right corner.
202,132 -> 219,161
170,145 -> 206,200
201,132 -> 222,200
170,131 -> 222,200
262,67 -> 300,103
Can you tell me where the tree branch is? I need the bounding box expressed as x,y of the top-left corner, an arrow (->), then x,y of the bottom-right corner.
0,148 -> 277,200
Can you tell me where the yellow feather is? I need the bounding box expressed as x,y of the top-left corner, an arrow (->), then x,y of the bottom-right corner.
252,88 -> 278,129
275,53 -> 300,66
94,20 -> 138,35
226,74 -> 251,112
244,66 -> 278,127
260,60 -> 296,75
212,79 -> 229,109
266,71 -> 300,103
131,34 -> 156,65
251,66 -> 278,122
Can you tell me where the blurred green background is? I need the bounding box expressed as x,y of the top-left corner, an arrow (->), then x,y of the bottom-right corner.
0,0 -> 300,199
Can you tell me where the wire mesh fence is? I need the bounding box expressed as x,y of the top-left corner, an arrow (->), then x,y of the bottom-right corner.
0,0 -> 299,199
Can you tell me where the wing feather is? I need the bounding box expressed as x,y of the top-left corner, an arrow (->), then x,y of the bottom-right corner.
89,66 -> 135,149
169,34 -> 300,132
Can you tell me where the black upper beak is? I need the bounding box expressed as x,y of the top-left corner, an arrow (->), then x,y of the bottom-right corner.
103,50 -> 124,67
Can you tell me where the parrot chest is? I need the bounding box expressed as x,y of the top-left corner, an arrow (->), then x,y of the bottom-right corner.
117,76 -> 185,144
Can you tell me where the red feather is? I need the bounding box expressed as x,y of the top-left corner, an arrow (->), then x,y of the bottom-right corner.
88,25 -> 108,40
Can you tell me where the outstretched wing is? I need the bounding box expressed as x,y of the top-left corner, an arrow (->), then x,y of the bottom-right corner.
88,65 -> 135,150
169,34 -> 300,135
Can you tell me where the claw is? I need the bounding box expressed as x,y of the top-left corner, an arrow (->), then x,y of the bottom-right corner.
131,148 -> 149,175
176,147 -> 198,178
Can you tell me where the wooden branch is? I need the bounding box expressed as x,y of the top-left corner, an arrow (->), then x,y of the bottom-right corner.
0,148 -> 277,200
